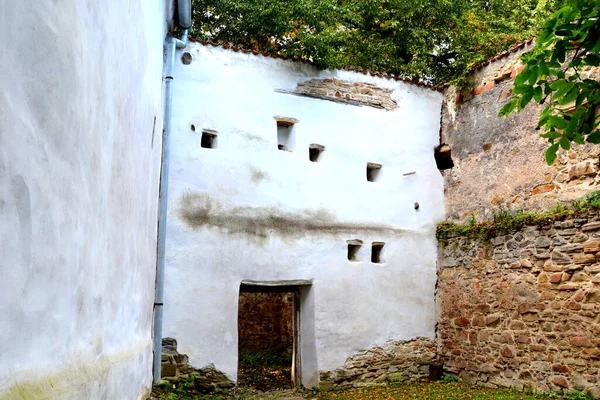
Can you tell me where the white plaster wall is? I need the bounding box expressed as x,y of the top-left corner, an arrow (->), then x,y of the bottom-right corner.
164,43 -> 444,385
0,2 -> 169,399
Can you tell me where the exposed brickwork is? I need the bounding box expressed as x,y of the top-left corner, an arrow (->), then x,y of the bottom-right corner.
319,339 -> 436,389
286,78 -> 398,110
437,211 -> 600,398
238,292 -> 294,355
473,81 -> 495,96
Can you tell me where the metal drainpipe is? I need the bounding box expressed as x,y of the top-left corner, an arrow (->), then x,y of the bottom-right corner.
153,28 -> 188,384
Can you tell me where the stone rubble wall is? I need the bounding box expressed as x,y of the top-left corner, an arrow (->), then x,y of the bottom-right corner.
319,339 -> 436,389
160,338 -> 234,391
287,78 -> 398,110
437,211 -> 600,398
442,42 -> 600,223
238,292 -> 294,355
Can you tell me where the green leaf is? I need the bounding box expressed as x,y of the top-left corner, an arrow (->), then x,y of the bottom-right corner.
520,90 -> 534,109
576,93 -> 587,109
545,143 -> 559,165
574,134 -> 585,145
585,54 -> 600,66
540,131 -> 562,139
498,99 -> 518,117
588,130 -> 600,144
513,85 -> 532,95
570,58 -> 583,70
557,86 -> 580,105
553,41 -> 566,63
533,86 -> 543,103
549,80 -> 567,90
514,68 -> 531,86
540,106 -> 552,119
549,115 -> 569,130
539,106 -> 552,126
553,81 -> 575,100
538,27 -> 553,42
559,136 -> 571,150
527,66 -> 539,85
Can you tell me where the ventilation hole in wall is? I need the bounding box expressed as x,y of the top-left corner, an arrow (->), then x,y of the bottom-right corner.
366,163 -> 382,182
371,242 -> 385,263
347,239 -> 363,262
181,52 -> 193,65
201,129 -> 218,149
434,144 -> 454,170
275,117 -> 298,152
190,124 -> 196,132
309,144 -> 325,162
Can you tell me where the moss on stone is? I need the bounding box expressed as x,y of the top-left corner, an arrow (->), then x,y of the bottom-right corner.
436,191 -> 600,243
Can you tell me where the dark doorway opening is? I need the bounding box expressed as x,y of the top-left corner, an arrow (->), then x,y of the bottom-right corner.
238,284 -> 299,391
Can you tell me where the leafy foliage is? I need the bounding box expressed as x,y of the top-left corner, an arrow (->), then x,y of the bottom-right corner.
549,391 -> 596,400
190,0 -> 556,85
499,0 -> 600,164
441,374 -> 460,383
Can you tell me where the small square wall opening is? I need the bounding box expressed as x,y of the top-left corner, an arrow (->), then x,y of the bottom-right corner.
435,144 -> 454,170
367,163 -> 382,182
347,239 -> 363,262
201,129 -> 218,149
309,144 -> 325,162
371,242 -> 385,263
275,117 -> 298,152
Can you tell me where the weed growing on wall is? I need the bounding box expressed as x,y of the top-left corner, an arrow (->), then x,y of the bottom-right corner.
436,190 -> 600,243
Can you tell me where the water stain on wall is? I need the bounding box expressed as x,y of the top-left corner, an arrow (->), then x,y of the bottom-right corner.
249,167 -> 269,185
236,130 -> 266,143
0,341 -> 151,400
10,175 -> 31,268
179,192 -> 404,238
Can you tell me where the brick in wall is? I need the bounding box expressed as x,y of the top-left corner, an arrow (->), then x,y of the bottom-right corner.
289,78 -> 398,110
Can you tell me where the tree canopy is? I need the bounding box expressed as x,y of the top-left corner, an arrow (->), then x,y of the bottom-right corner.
499,0 -> 600,164
190,0 -> 557,85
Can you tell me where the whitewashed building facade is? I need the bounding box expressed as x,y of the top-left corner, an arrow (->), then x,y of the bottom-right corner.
163,42 -> 445,387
